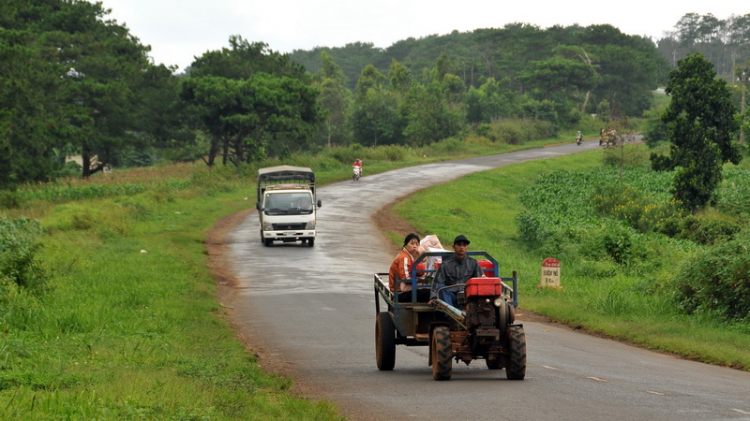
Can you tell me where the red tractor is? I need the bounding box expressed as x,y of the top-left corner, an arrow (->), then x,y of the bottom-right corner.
374,251 -> 526,381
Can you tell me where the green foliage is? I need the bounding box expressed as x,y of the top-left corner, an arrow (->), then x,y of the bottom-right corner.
601,144 -> 651,168
489,118 -> 554,144
654,53 -> 742,212
596,100 -> 611,122
591,183 -> 685,233
596,220 -> 635,264
676,212 -> 742,245
642,100 -> 669,146
674,232 -> 750,321
0,217 -> 46,291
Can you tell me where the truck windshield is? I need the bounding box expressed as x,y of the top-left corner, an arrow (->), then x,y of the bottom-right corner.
264,193 -> 313,215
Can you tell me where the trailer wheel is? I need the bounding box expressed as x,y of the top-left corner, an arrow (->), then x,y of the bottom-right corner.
505,325 -> 526,380
376,312 -> 395,370
431,326 -> 452,380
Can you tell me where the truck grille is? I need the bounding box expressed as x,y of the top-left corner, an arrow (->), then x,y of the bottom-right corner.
272,223 -> 306,230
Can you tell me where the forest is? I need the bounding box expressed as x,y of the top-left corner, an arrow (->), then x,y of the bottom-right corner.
1,1 -> 748,188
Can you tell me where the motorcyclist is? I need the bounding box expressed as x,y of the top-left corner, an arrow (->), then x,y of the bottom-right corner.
575,131 -> 582,145
353,158 -> 363,176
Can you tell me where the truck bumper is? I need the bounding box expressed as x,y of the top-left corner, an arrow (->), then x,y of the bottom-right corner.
262,230 -> 316,241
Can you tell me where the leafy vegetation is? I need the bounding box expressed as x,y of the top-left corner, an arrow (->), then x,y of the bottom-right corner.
651,53 -> 742,212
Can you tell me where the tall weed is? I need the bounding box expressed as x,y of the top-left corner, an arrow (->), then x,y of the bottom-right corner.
0,217 -> 47,291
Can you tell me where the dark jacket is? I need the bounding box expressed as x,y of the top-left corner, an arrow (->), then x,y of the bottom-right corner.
429,254 -> 483,301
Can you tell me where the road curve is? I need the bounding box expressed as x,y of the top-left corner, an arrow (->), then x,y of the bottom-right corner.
223,140 -> 750,421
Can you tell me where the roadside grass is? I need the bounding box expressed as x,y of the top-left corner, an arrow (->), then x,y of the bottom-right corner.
390,148 -> 750,370
1,190 -> 343,419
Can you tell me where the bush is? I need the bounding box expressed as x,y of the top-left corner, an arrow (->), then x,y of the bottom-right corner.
591,183 -> 685,234
516,211 -> 553,247
601,146 -> 650,168
489,118 -> 554,144
0,217 -> 47,291
674,232 -> 750,321
676,213 -> 741,245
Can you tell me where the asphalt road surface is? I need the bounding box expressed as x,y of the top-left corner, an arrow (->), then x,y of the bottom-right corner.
224,139 -> 750,421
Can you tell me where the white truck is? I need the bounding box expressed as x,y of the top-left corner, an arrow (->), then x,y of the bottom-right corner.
256,165 -> 321,247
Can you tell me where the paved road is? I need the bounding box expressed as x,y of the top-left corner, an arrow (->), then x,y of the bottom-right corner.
225,140 -> 750,420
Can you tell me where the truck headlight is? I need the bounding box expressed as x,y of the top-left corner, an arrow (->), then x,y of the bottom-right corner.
305,221 -> 316,230
261,222 -> 273,231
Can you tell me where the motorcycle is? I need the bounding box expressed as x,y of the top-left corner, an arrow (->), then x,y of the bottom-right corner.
352,165 -> 362,181
575,135 -> 582,146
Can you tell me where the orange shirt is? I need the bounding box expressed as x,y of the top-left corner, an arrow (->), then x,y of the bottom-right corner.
388,248 -> 416,292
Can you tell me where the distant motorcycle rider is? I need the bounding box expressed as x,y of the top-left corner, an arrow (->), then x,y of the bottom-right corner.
353,158 -> 363,175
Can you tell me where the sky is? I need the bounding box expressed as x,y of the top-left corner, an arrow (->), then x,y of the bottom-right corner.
99,0 -> 745,72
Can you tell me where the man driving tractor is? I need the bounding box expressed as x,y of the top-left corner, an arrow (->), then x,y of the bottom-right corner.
428,234 -> 484,307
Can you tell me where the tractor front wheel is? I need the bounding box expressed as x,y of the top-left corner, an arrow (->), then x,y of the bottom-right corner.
505,325 -> 527,380
376,312 -> 395,370
431,326 -> 452,380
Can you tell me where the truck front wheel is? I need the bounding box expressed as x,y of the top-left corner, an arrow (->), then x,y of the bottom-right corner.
264,239 -> 273,247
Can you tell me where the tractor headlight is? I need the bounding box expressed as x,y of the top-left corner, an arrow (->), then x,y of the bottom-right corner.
494,297 -> 504,307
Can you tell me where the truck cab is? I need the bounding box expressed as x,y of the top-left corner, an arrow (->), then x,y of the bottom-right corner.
256,166 -> 321,247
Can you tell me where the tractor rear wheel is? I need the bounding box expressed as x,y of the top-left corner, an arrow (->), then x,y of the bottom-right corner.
431,326 -> 452,380
376,312 -> 395,370
505,325 -> 527,380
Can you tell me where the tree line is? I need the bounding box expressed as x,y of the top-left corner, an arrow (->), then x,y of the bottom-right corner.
657,13 -> 750,81
2,1 -> 675,188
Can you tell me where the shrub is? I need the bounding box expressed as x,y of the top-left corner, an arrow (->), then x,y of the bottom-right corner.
601,146 -> 650,168
0,217 -> 47,290
676,213 -> 741,245
0,190 -> 24,209
674,232 -> 750,321
431,137 -> 463,153
592,183 -> 685,234
516,211 -> 553,247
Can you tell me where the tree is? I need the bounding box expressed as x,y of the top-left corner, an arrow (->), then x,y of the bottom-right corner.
183,37 -> 320,163
350,65 -> 400,146
181,73 -> 319,166
0,0 -> 167,181
651,53 -> 742,211
0,26 -> 66,186
314,51 -> 350,147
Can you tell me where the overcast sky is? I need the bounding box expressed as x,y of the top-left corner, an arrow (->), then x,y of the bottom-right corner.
99,0 -> 745,72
